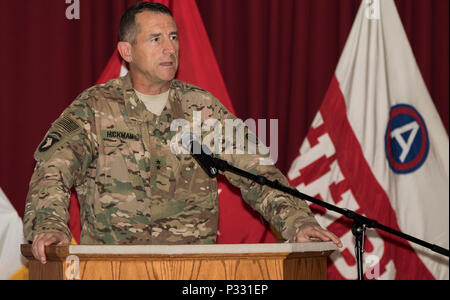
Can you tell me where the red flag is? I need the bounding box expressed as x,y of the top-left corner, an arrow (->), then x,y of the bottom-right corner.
68,0 -> 276,244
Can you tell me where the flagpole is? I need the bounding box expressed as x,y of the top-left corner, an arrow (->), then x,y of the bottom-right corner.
206,155 -> 450,280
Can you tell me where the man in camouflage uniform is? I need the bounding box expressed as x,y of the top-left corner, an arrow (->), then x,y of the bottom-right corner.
25,2 -> 341,264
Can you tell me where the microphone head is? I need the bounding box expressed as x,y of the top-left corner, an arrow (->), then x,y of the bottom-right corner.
179,132 -> 218,178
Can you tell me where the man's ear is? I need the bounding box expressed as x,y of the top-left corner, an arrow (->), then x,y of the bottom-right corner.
117,41 -> 133,63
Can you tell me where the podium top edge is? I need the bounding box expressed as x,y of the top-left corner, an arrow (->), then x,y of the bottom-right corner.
66,242 -> 338,255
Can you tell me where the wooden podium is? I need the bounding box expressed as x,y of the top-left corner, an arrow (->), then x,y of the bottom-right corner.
21,242 -> 337,280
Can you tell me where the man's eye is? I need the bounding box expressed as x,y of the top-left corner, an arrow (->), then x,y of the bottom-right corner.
151,37 -> 160,42
170,36 -> 178,41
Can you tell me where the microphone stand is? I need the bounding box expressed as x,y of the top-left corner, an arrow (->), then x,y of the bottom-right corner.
204,154 -> 450,280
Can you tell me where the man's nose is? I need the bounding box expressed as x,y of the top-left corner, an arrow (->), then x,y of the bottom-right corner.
163,39 -> 176,55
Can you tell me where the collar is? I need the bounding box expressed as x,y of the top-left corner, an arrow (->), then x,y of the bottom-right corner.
121,73 -> 183,122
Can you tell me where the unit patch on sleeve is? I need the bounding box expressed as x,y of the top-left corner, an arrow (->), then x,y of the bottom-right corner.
34,114 -> 83,161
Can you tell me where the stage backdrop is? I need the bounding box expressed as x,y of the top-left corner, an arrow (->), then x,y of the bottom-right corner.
0,0 -> 448,223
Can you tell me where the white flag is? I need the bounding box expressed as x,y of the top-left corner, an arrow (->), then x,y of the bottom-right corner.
0,188 -> 27,280
288,0 -> 448,280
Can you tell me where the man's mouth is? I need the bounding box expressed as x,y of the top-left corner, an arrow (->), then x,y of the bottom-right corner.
160,62 -> 174,67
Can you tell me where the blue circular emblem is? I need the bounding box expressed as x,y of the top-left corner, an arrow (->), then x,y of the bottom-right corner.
385,104 -> 429,174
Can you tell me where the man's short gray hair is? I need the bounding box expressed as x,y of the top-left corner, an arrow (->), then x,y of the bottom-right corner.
119,1 -> 173,44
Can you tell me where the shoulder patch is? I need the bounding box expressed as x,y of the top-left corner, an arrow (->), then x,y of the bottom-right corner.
38,134 -> 61,153
35,115 -> 83,161
53,114 -> 82,136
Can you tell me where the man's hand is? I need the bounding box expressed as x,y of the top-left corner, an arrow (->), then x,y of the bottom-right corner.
296,224 -> 343,248
32,232 -> 70,264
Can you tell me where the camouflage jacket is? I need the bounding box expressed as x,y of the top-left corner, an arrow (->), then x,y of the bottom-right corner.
23,74 -> 317,245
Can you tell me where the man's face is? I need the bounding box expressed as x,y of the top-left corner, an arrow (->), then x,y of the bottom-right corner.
129,11 -> 179,87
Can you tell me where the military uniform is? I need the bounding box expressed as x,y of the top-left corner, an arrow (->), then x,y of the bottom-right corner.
24,74 -> 318,245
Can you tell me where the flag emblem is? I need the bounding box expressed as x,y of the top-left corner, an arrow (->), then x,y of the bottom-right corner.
385,104 -> 429,174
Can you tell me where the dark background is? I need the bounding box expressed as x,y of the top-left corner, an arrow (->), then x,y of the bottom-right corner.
0,0 -> 448,217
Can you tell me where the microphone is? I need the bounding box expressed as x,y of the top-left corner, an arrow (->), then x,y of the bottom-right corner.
181,132 -> 219,178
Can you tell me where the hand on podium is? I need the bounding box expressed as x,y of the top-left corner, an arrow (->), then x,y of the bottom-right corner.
32,232 -> 69,264
297,224 -> 343,248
